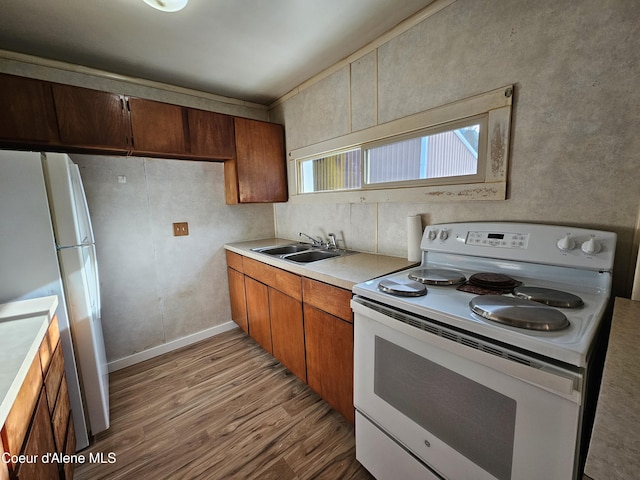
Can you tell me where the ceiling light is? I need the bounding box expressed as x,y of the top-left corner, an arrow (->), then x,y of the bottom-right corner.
142,0 -> 188,12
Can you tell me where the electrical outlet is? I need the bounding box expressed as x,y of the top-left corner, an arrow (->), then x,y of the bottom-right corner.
173,222 -> 189,236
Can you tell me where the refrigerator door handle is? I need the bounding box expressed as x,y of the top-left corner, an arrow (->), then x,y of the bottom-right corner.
57,243 -> 95,250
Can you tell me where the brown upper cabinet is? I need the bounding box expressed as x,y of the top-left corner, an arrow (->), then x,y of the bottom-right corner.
0,73 -> 59,145
52,83 -> 131,152
187,108 -> 235,159
225,117 -> 287,204
0,73 -> 288,203
128,97 -> 186,156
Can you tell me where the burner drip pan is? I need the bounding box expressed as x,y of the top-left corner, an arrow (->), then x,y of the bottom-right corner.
408,268 -> 466,286
378,279 -> 427,297
469,295 -> 570,331
458,272 -> 522,295
513,286 -> 584,308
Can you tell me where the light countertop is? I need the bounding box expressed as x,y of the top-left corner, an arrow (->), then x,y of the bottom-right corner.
584,297 -> 640,480
225,238 -> 418,290
0,295 -> 58,427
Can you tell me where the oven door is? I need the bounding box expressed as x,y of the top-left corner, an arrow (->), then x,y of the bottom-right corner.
352,297 -> 583,480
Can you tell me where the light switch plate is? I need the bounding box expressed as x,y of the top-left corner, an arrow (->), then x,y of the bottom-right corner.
173,222 -> 189,236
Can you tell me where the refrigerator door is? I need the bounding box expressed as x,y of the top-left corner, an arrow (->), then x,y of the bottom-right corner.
43,153 -> 110,434
58,244 -> 109,433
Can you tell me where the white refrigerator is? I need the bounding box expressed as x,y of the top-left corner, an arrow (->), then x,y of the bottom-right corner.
0,150 -> 109,449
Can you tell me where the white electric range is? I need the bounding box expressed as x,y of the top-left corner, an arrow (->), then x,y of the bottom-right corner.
351,222 -> 616,480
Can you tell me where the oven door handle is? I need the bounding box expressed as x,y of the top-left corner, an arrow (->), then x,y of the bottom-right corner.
352,299 -> 579,398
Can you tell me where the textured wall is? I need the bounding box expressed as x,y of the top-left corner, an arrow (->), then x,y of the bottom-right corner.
271,0 -> 640,296
73,155 -> 275,363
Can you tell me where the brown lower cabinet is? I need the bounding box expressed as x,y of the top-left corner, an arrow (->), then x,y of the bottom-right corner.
303,303 -> 355,424
1,435 -> 9,480
1,316 -> 75,479
227,266 -> 249,335
269,289 -> 306,382
225,251 -> 354,423
13,390 -> 59,480
245,276 -> 273,354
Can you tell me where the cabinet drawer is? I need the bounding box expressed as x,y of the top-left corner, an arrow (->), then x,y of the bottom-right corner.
302,278 -> 353,323
44,342 -> 65,415
243,257 -> 302,301
39,316 -> 60,376
2,351 -> 43,458
225,250 -> 244,273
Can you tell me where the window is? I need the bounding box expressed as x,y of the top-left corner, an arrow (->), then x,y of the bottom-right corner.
297,117 -> 486,193
290,85 -> 513,202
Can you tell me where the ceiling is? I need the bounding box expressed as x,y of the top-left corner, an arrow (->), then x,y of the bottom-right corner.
0,0 -> 435,105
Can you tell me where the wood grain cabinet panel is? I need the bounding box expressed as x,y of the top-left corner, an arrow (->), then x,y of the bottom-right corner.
13,390 -> 59,480
2,351 -> 43,460
63,415 -> 76,480
302,278 -> 353,323
0,436 -> 9,480
225,117 -> 287,204
52,374 -> 71,452
245,277 -> 273,354
227,267 -> 249,334
0,73 -> 59,145
128,97 -> 186,155
243,258 -> 302,301
44,343 -> 65,415
52,83 -> 131,151
269,289 -> 306,382
187,108 -> 235,159
225,251 -> 244,273
304,304 -> 355,424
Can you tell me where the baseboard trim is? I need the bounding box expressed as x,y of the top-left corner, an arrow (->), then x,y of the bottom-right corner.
107,321 -> 239,372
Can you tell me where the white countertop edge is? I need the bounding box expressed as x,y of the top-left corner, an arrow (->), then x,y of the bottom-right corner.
0,295 -> 59,322
0,296 -> 58,427
225,238 -> 417,290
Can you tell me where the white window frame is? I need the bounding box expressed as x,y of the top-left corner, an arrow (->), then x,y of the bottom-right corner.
288,85 -> 513,204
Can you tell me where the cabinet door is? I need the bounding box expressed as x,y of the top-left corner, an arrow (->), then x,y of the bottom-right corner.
304,304 -> 355,424
226,117 -> 287,204
52,83 -> 131,151
245,277 -> 272,354
187,108 -> 235,159
129,97 -> 186,155
269,289 -> 306,382
0,73 -> 59,145
14,390 -> 59,480
227,267 -> 248,334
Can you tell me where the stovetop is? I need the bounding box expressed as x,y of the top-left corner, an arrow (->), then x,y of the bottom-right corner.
352,222 -> 617,368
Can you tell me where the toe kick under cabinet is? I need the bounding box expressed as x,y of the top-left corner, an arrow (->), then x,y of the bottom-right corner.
1,316 -> 76,480
225,251 -> 354,423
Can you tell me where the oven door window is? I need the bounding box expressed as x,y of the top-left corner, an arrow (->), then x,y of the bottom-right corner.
374,336 -> 516,480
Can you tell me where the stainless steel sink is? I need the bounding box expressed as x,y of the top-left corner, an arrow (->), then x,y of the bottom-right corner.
282,250 -> 341,263
251,242 -> 355,263
252,243 -> 312,255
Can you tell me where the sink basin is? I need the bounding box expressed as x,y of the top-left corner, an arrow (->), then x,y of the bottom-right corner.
282,250 -> 341,263
251,242 -> 356,263
252,243 -> 312,255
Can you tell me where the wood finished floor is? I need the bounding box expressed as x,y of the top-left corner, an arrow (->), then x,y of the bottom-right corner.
74,328 -> 374,480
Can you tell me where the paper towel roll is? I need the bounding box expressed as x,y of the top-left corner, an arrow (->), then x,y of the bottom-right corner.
407,215 -> 423,262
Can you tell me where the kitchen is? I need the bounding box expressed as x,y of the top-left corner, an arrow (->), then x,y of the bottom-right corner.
1,0 -> 639,479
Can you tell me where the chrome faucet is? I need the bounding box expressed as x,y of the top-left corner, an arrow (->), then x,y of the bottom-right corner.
299,232 -> 323,247
327,233 -> 337,250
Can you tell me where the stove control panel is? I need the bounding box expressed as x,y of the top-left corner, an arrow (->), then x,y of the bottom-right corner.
465,231 -> 530,249
422,222 -> 617,272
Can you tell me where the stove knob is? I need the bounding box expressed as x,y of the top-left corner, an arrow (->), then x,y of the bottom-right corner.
427,229 -> 438,241
556,234 -> 575,251
581,237 -> 601,255
439,230 -> 449,241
